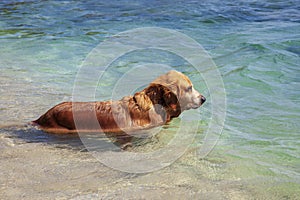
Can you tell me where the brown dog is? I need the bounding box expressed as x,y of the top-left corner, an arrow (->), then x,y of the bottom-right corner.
33,70 -> 206,134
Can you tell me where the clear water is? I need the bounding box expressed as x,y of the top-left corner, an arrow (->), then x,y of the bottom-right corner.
1,0 -> 299,199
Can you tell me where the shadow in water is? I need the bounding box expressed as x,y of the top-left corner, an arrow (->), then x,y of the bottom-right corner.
0,125 -> 86,150
0,125 -> 157,152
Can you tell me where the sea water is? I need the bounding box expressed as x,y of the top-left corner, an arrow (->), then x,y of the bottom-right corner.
0,0 -> 299,199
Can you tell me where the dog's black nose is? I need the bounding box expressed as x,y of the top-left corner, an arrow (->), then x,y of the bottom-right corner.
201,96 -> 206,104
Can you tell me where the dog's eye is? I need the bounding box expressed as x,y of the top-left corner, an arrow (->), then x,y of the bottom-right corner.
186,86 -> 192,92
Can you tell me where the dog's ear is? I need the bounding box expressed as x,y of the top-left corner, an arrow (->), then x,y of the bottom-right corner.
163,91 -> 178,110
133,91 -> 152,111
146,83 -> 179,109
143,83 -> 164,103
163,90 -> 181,116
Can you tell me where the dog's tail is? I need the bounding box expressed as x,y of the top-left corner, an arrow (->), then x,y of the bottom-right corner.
30,120 -> 39,126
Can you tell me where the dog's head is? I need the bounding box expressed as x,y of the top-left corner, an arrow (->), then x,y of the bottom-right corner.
151,70 -> 206,111
133,70 -> 205,118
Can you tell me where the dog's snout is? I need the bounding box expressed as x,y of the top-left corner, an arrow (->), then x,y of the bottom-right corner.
201,96 -> 206,104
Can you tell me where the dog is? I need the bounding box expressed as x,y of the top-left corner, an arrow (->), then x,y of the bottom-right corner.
33,70 -> 206,134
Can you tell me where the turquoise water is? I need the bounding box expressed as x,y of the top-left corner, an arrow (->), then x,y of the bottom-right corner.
1,0 -> 299,199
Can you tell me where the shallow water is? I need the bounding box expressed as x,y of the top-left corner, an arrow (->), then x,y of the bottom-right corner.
1,0 -> 300,199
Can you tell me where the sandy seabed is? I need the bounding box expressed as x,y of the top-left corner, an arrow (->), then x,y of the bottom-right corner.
0,128 -> 254,200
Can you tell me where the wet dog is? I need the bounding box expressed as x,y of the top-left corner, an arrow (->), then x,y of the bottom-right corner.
33,70 -> 206,134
